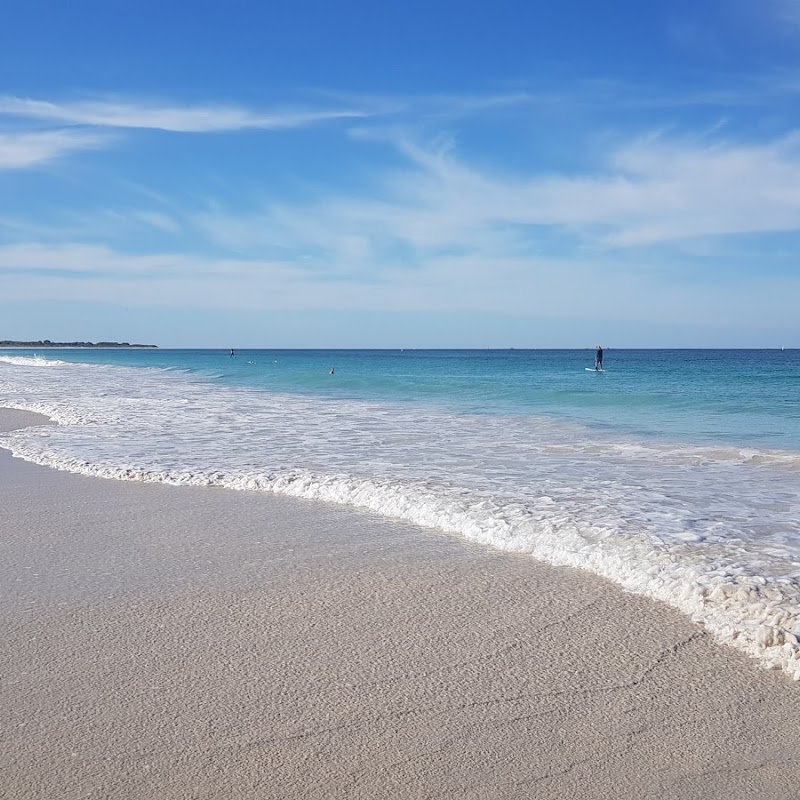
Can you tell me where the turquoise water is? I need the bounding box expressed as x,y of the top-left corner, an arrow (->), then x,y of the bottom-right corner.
17,348 -> 800,450
1,348 -> 800,678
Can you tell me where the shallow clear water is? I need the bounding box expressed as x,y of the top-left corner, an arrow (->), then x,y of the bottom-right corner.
1,348 -> 799,678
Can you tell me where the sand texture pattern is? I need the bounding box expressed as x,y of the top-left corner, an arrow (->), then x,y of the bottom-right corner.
1,409 -> 799,799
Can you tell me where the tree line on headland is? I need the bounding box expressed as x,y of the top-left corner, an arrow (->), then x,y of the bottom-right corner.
0,340 -> 158,348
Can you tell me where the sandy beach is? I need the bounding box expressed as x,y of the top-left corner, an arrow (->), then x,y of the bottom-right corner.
1,407 -> 799,799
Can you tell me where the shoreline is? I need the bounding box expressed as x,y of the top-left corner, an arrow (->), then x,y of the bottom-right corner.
2,407 -> 799,798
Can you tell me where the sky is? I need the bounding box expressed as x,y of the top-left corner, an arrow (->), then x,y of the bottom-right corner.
1,0 -> 800,348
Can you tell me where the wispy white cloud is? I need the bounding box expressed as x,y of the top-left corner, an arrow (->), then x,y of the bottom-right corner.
0,242 -> 194,276
324,88 -> 536,119
129,210 -> 182,234
6,125 -> 794,309
600,133 -> 800,244
3,238 -> 799,339
4,94 -> 800,335
0,207 -> 182,240
190,128 -> 800,264
0,129 -> 110,169
0,96 -> 371,132
0,242 -> 302,285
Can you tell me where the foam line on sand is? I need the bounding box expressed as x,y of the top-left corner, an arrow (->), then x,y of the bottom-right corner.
1,408 -> 799,799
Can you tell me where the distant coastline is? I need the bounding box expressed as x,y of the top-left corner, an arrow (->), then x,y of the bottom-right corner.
0,340 -> 158,349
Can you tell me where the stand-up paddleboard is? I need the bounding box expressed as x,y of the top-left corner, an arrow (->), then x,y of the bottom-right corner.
585,367 -> 605,372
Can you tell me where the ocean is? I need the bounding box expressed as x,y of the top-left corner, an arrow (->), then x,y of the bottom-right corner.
1,348 -> 799,678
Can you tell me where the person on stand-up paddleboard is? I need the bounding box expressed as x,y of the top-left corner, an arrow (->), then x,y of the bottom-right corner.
595,345 -> 603,370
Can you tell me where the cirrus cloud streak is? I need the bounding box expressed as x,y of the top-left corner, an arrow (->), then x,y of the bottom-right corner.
0,95 -> 372,133
0,129 -> 111,169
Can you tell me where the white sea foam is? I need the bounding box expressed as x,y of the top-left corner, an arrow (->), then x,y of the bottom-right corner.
1,356 -> 799,679
0,354 -> 69,367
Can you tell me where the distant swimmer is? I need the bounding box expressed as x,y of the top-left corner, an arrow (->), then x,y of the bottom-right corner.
330,367 -> 335,375
595,345 -> 604,371
230,348 -> 235,358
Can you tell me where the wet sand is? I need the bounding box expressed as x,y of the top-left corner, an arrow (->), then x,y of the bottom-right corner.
1,408 -> 799,799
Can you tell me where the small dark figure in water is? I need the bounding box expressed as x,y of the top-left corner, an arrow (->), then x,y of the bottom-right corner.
230,348 -> 235,358
330,367 -> 335,375
595,345 -> 603,370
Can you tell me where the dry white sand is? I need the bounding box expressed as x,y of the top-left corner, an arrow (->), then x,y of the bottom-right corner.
1,408 -> 799,799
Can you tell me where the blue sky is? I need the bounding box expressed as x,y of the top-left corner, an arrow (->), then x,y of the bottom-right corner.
1,0 -> 799,347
